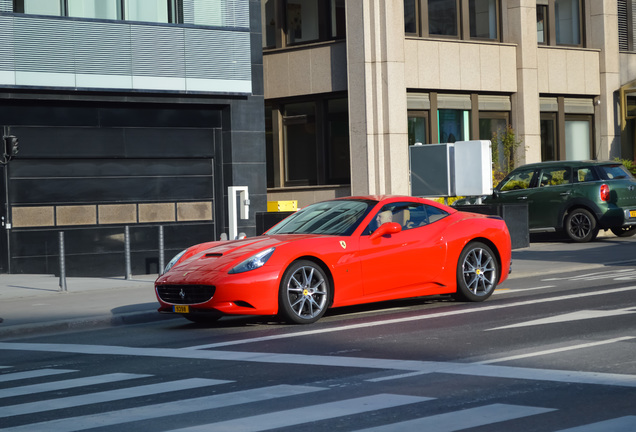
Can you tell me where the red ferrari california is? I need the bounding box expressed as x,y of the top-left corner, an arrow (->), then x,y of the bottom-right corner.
155,196 -> 511,324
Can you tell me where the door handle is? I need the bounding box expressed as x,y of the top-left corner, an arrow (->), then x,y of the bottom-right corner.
560,191 -> 571,196
517,196 -> 528,200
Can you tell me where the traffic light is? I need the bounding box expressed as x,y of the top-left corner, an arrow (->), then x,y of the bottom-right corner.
3,135 -> 18,159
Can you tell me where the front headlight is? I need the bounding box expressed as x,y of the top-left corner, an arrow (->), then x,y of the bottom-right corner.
228,247 -> 275,274
163,249 -> 186,274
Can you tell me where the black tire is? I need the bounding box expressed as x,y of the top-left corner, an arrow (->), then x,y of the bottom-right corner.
455,242 -> 499,302
610,226 -> 636,237
565,208 -> 598,242
278,260 -> 330,324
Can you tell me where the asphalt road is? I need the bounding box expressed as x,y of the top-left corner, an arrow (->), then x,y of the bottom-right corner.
0,239 -> 635,431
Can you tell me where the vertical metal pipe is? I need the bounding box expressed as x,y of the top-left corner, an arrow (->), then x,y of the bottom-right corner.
158,225 -> 165,275
124,225 -> 132,280
58,231 -> 67,292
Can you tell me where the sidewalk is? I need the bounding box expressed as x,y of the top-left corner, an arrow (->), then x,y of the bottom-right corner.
0,233 -> 634,339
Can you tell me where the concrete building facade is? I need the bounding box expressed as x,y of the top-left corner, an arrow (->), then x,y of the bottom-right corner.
263,0 -> 635,207
0,0 -> 266,276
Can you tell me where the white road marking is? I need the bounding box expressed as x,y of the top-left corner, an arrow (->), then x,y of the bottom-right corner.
0,385 -> 325,432
475,337 -> 636,365
185,285 -> 636,349
543,269 -> 636,282
1,342 -> 636,388
488,308 -> 636,330
0,378 -> 229,418
0,372 -> 151,398
556,416 -> 636,432
166,394 -> 432,432
356,403 -> 556,432
494,285 -> 555,294
0,369 -> 76,383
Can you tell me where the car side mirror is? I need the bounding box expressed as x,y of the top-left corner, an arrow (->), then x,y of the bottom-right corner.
370,222 -> 402,240
492,190 -> 500,199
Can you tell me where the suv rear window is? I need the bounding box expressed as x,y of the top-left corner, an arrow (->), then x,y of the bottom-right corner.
598,164 -> 634,180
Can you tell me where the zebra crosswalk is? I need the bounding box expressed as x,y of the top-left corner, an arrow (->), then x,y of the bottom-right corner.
0,365 -> 634,432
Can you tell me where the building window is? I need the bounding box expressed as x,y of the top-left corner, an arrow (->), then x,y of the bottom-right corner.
428,0 -> 459,38
405,0 -> 500,42
537,0 -> 584,47
266,96 -> 350,188
262,0 -> 345,49
15,0 -> 181,24
618,0 -> 635,52
540,97 -> 594,161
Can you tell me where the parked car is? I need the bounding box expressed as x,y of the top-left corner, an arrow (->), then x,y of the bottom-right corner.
155,196 -> 511,324
456,161 -> 636,242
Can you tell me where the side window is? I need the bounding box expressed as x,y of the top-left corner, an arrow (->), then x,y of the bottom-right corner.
365,202 -> 448,234
539,168 -> 570,187
498,169 -> 535,191
576,168 -> 598,182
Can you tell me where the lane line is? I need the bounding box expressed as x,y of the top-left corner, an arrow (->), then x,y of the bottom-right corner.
555,416 -> 636,432
0,385 -> 325,432
356,403 -> 556,432
0,373 -> 151,399
0,378 -> 230,418
184,285 -> 636,349
166,394 -> 432,432
1,342 -> 636,388
494,285 -> 555,294
0,369 -> 76,383
475,337 -> 636,365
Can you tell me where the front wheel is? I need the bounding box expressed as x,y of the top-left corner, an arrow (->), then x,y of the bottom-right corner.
279,260 -> 330,324
610,226 -> 636,237
565,208 -> 598,242
455,242 -> 499,302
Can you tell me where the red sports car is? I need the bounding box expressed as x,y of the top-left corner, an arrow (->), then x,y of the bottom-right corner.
155,196 -> 511,324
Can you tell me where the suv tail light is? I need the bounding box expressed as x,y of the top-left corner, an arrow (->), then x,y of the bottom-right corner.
600,184 -> 610,202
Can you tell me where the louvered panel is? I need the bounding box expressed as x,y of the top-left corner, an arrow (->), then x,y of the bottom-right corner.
0,0 -> 12,13
0,16 -> 15,72
619,0 -> 628,51
13,17 -> 75,73
74,21 -> 132,75
185,28 -> 250,80
183,0 -> 249,29
131,25 -> 186,77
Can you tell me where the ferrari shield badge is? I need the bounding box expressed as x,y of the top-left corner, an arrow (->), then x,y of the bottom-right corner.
340,241 -> 347,249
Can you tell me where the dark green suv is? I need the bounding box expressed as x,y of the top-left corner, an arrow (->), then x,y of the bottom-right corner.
476,161 -> 636,242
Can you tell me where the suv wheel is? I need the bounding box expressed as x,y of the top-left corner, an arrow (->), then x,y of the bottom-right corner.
565,208 -> 598,243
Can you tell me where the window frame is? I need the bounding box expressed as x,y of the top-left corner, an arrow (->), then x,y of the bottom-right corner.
405,0 -> 501,42
539,0 -> 585,47
14,0 -> 182,24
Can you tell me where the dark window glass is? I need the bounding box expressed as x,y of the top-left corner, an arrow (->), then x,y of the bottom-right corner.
469,0 -> 497,40
408,113 -> 428,145
428,0 -> 458,37
541,113 -> 557,161
331,0 -> 346,38
537,5 -> 548,44
284,102 -> 317,185
555,0 -> 581,45
438,109 -> 469,143
404,0 -> 417,34
326,99 -> 350,184
286,0 -> 320,45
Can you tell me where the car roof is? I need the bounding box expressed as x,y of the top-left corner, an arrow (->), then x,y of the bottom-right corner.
514,160 -> 622,170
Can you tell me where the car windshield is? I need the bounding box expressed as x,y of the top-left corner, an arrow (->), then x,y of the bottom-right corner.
267,199 -> 375,236
599,164 -> 635,180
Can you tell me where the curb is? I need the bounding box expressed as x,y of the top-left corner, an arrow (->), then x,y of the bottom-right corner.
0,310 -> 178,340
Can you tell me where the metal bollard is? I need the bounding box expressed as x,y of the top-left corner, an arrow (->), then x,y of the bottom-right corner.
58,231 -> 67,292
158,225 -> 165,275
124,226 -> 132,280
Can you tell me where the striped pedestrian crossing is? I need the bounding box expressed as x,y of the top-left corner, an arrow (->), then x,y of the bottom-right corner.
1,366 -> 634,432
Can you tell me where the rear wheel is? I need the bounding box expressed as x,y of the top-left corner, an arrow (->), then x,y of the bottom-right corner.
455,242 -> 498,302
565,208 -> 598,242
610,226 -> 636,237
279,260 -> 330,324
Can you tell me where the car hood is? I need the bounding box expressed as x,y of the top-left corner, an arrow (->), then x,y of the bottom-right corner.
159,234 -> 329,280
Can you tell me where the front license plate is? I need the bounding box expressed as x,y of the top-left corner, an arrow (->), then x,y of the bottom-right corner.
630,210 -> 636,218
173,305 -> 189,314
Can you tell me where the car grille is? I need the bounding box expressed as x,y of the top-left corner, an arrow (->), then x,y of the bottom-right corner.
156,285 -> 215,305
